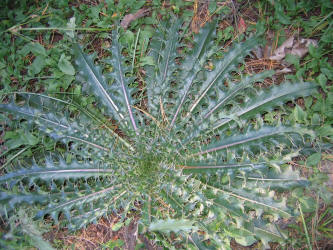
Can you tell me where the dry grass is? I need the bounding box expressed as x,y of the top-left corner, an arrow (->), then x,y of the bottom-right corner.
44,212 -> 159,250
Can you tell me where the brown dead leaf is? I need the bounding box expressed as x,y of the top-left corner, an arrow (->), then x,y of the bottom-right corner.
238,17 -> 246,34
269,36 -> 294,61
275,67 -> 293,74
290,38 -> 317,57
120,8 -> 150,30
269,36 -> 317,61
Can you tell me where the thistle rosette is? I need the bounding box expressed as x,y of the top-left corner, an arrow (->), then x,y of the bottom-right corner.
0,19 -> 317,248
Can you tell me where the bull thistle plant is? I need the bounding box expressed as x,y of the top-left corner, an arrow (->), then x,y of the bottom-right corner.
0,19 -> 317,248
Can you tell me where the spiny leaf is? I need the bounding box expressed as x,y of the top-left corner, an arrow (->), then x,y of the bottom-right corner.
0,192 -> 49,214
0,158 -> 114,185
149,218 -> 196,233
73,44 -> 126,127
0,97 -> 112,158
185,36 -> 259,117
252,220 -> 287,248
213,82 -> 317,131
181,81 -> 317,146
105,29 -> 139,134
146,18 -> 183,118
36,184 -> 121,220
192,126 -> 314,156
181,161 -> 268,175
170,21 -> 216,128
200,70 -> 274,122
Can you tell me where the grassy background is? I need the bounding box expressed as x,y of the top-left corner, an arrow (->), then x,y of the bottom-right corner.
0,0 -> 332,249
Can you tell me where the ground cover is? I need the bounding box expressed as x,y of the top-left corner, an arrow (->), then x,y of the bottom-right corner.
0,0 -> 332,249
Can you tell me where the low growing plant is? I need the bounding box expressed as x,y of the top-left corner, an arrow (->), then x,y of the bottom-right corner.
0,19 -> 318,248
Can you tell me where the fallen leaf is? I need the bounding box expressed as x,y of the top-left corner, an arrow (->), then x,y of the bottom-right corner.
269,36 -> 318,61
275,67 -> 293,74
269,36 -> 294,61
290,38 -> 317,57
238,17 -> 246,34
120,8 -> 150,29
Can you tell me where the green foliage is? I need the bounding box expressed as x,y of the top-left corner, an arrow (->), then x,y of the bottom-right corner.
0,17 -> 321,249
102,239 -> 124,250
149,219 -> 196,234
0,208 -> 54,250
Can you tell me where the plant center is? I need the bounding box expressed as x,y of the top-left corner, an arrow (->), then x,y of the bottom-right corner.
136,153 -> 160,178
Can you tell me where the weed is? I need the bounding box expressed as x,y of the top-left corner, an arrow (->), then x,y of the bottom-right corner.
0,0 -> 332,249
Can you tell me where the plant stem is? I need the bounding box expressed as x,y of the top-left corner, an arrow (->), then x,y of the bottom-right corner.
11,27 -> 113,32
299,202 -> 312,250
132,28 -> 141,74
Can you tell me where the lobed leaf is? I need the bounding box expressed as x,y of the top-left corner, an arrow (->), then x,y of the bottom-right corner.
146,19 -> 183,118
149,219 -> 196,233
213,82 -> 317,131
169,21 -> 216,128
104,29 -> 139,134
73,44 -> 127,128
185,37 -> 259,118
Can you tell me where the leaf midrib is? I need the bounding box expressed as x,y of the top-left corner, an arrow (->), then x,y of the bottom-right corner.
78,46 -> 121,115
194,127 -> 295,156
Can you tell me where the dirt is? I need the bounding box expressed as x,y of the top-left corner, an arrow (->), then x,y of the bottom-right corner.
44,213 -> 159,250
